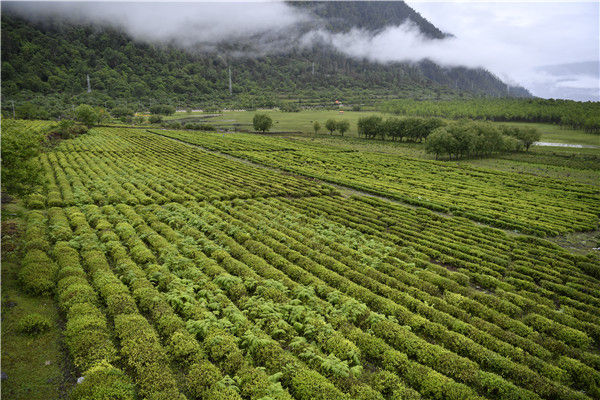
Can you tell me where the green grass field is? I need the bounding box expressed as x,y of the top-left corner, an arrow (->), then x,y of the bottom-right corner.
166,110 -> 599,148
169,109 -> 386,136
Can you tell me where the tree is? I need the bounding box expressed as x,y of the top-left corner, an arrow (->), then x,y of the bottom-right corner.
420,118 -> 445,141
111,106 -> 134,118
313,121 -> 321,135
500,125 -> 540,151
383,118 -> 403,141
357,115 -> 383,139
404,117 -> 424,142
325,119 -> 337,135
336,120 -> 350,136
15,102 -> 49,120
150,104 -> 176,116
96,108 -> 110,125
75,104 -> 99,127
425,127 -> 457,160
515,127 -> 541,151
253,113 -> 273,132
1,120 -> 43,197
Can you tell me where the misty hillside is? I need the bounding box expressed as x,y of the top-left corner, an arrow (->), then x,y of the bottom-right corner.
1,1 -> 529,112
289,1 -> 447,38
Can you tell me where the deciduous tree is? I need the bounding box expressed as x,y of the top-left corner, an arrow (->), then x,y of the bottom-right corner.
253,113 -> 273,133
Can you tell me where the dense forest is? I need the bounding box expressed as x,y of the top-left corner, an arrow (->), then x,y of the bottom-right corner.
1,1 -> 530,115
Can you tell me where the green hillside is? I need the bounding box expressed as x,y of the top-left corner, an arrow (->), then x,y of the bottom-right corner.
1,1 -> 530,116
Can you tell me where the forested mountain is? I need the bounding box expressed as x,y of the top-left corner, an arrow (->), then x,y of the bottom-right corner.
289,1 -> 448,37
1,1 -> 530,115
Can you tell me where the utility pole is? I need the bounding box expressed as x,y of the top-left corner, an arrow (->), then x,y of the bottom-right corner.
87,74 -> 91,93
312,61 -> 315,76
228,67 -> 232,96
11,100 -> 15,118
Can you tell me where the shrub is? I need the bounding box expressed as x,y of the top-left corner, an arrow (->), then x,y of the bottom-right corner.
162,121 -> 181,129
75,104 -> 99,127
186,360 -> 222,398
578,261 -> 600,279
237,365 -> 272,399
58,283 -> 98,312
205,386 -> 243,400
25,193 -> 45,209
204,330 -> 244,375
168,330 -> 202,366
149,114 -> 163,124
349,385 -> 385,400
114,314 -> 181,399
57,266 -> 86,281
130,244 -> 155,264
18,313 -> 51,335
106,292 -> 138,316
19,249 -> 58,295
198,123 -> 216,131
289,368 -> 346,400
280,103 -> 300,112
183,122 -> 216,131
313,121 -> 321,135
65,304 -> 118,370
370,370 -> 402,397
2,121 -> 44,197
48,120 -> 89,140
69,361 -> 135,400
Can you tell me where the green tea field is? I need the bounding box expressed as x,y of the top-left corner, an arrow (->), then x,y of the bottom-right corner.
3,0 -> 600,398
5,119 -> 600,400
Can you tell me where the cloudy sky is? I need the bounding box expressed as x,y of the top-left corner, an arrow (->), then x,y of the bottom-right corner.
408,1 -> 599,100
4,1 -> 599,100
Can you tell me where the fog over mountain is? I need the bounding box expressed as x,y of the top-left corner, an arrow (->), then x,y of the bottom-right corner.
410,1 -> 599,101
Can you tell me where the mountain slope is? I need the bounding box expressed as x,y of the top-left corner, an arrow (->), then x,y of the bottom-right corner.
290,0 -> 448,38
1,2 -> 530,114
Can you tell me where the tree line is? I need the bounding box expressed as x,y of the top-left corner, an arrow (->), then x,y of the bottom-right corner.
358,116 -> 445,141
425,121 -> 540,160
356,115 -> 541,159
379,98 -> 600,134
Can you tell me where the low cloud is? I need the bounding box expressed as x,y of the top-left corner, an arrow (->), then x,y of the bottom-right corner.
408,1 -> 599,100
2,1 -> 314,53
